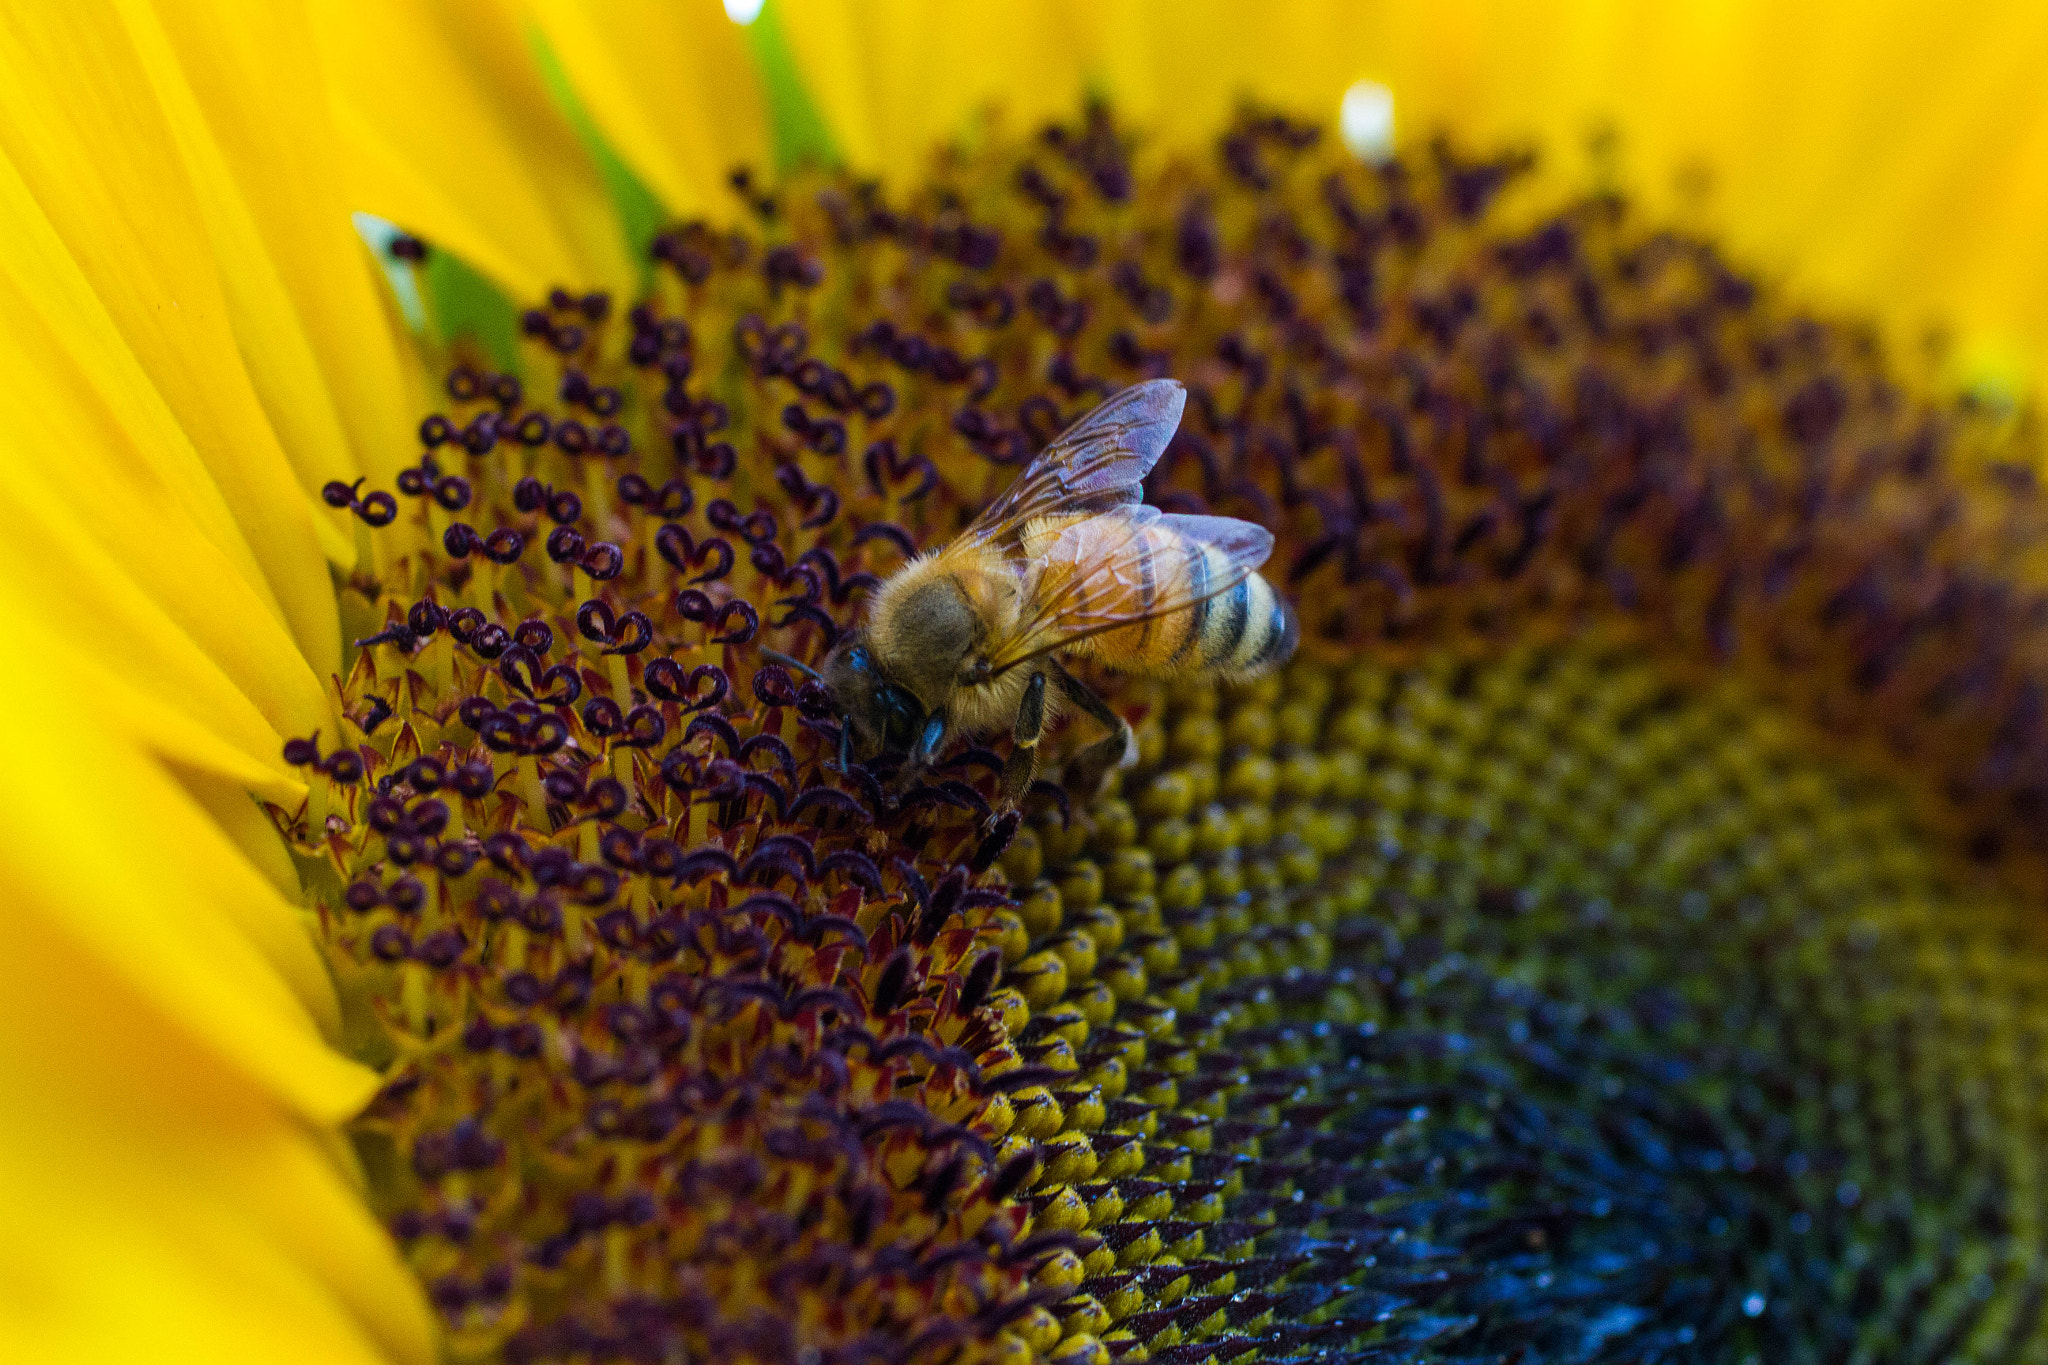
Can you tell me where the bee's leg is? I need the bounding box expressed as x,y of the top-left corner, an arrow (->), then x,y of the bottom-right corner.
1053,663 -> 1136,793
1052,664 -> 1131,751
886,711 -> 948,794
909,712 -> 947,774
999,672 -> 1048,808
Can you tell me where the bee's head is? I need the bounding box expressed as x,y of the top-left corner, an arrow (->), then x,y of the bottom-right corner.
819,632 -> 926,764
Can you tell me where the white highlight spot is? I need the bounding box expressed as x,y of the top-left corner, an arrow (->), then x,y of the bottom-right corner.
723,0 -> 765,24
1340,80 -> 1395,164
351,212 -> 426,332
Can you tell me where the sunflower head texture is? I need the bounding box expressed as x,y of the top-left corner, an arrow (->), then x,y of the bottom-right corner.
253,98 -> 2048,1365
18,5 -> 2048,1365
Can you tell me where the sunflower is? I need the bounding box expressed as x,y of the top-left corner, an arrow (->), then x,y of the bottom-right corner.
11,3 -> 2048,1363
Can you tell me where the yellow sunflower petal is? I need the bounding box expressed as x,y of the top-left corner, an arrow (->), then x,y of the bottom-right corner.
0,603 -> 354,1120
1070,1 -> 1369,144
0,1094 -> 429,1365
0,203 -> 330,773
0,8 -> 342,677
121,0 -> 418,493
0,483 -> 323,790
443,0 -> 641,295
0,242 -> 331,789
1940,101 -> 2048,386
0,647 -> 436,1358
0,146 -> 295,604
775,0 -> 1089,180
0,754 -> 431,1360
761,0 -> 2048,393
524,0 -> 772,215
1685,0 -> 2048,392
1335,0 -> 2048,391
313,0 -> 633,300
0,13 -> 445,1355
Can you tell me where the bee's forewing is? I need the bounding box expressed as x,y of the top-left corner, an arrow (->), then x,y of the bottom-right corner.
966,379 -> 1187,540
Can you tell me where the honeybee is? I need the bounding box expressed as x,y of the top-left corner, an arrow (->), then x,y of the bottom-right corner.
786,379 -> 1296,806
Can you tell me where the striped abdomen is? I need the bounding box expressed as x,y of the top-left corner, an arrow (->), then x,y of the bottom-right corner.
1046,524 -> 1299,680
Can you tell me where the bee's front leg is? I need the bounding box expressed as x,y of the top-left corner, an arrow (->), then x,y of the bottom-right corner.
910,712 -> 947,770
999,672 -> 1047,808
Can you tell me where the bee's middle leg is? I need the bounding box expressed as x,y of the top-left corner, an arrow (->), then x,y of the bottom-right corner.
1053,663 -> 1136,794
999,672 -> 1047,808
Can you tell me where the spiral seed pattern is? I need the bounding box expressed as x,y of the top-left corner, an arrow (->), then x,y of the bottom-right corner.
280,103 -> 2048,1363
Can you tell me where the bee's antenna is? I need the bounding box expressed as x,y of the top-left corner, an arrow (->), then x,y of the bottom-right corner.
759,647 -> 826,684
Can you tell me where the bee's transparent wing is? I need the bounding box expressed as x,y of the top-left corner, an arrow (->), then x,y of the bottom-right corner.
987,508 -> 1276,672
963,380 -> 1187,544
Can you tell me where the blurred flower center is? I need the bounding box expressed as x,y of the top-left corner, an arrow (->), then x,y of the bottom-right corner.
281,105 -> 2048,1364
